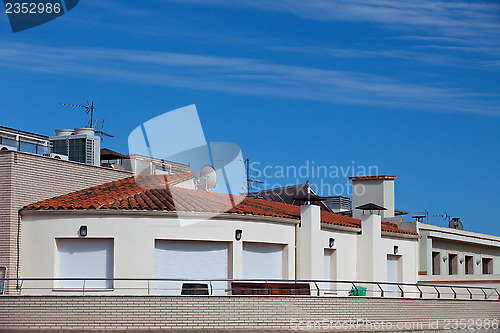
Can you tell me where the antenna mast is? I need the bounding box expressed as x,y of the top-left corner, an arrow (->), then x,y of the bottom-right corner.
244,156 -> 263,194
60,101 -> 115,138
60,101 -> 94,128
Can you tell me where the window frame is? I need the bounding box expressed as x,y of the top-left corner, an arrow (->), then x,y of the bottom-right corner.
464,254 -> 474,275
448,252 -> 458,275
482,256 -> 494,275
432,251 -> 441,275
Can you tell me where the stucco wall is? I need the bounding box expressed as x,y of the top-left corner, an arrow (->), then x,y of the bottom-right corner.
20,207 -> 420,296
0,151 -> 132,293
356,215 -> 418,291
20,212 -> 298,295
418,223 -> 500,288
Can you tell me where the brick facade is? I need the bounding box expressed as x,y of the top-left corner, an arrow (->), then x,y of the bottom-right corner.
0,296 -> 498,331
0,151 -> 132,293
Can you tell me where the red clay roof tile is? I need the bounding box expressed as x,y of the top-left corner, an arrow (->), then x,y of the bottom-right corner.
23,173 -> 416,235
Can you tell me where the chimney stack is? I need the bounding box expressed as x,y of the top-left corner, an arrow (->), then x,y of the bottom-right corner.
350,175 -> 396,220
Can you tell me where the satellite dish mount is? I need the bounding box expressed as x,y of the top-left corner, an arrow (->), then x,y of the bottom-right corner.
196,165 -> 217,191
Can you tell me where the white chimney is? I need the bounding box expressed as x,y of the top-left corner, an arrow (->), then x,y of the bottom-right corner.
296,205 -> 323,280
350,175 -> 396,220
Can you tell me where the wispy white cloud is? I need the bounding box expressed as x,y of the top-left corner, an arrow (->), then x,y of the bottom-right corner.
168,0 -> 500,38
148,0 -> 500,73
0,41 -> 498,116
270,45 -> 474,67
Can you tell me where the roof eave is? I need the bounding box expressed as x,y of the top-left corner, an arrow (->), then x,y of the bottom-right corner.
20,209 -> 299,225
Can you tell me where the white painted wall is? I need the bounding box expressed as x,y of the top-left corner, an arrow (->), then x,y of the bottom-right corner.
296,205 -> 323,280
20,207 -> 419,296
20,212 -> 296,295
418,223 -> 500,291
356,214 -> 418,296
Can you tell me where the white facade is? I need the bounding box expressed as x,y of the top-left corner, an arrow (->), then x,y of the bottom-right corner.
20,204 -> 418,296
20,212 -> 297,295
18,172 -> 499,297
417,223 -> 500,290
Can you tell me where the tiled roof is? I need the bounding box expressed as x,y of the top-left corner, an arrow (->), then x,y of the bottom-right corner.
23,174 -> 416,235
349,175 -> 397,180
381,222 -> 413,235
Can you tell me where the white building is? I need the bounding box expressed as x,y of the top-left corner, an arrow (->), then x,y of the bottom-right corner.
19,173 -> 419,296
0,125 -> 54,156
351,175 -> 499,292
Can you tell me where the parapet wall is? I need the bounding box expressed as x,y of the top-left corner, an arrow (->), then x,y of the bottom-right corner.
0,296 -> 498,331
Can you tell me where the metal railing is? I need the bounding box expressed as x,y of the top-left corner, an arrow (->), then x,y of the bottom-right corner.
0,135 -> 51,155
1,278 -> 498,300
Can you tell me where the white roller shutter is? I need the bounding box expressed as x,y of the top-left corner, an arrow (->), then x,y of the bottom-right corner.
387,255 -> 399,297
154,240 -> 228,295
57,239 -> 113,289
323,250 -> 337,294
324,251 -> 331,281
243,242 -> 283,280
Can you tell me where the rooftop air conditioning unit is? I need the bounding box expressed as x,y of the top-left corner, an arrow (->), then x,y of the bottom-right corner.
43,153 -> 69,160
0,144 -> 17,152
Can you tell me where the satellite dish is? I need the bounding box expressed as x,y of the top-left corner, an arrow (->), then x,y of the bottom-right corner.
449,217 -> 464,230
197,165 -> 217,191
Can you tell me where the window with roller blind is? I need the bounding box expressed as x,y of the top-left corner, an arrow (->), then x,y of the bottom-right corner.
242,242 -> 283,280
154,240 -> 228,295
57,238 -> 114,289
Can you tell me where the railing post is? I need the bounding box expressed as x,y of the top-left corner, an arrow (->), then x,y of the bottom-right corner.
376,283 -> 384,297
313,281 -> 320,296
466,287 -> 472,300
82,280 -> 86,296
415,284 -> 422,298
434,285 -> 440,299
397,284 -> 404,298
351,282 -> 358,296
265,281 -> 271,295
209,281 -> 213,296
147,280 -> 150,296
481,288 -> 487,300
450,286 -> 456,299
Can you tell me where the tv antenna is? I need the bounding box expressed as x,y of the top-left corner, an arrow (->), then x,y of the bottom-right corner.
244,156 -> 263,194
196,165 -> 217,191
60,101 -> 115,138
433,211 -> 451,226
410,210 -> 429,223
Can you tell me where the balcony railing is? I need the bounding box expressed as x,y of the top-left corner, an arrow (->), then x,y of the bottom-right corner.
1,278 -> 498,300
0,136 -> 51,155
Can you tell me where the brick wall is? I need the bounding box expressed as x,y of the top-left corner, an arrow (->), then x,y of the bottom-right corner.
0,151 -> 132,293
0,296 -> 498,331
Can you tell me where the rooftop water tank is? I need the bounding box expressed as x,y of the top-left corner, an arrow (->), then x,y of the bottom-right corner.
55,129 -> 74,136
74,128 -> 96,136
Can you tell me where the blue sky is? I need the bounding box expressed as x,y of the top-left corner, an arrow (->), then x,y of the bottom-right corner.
0,0 -> 499,234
